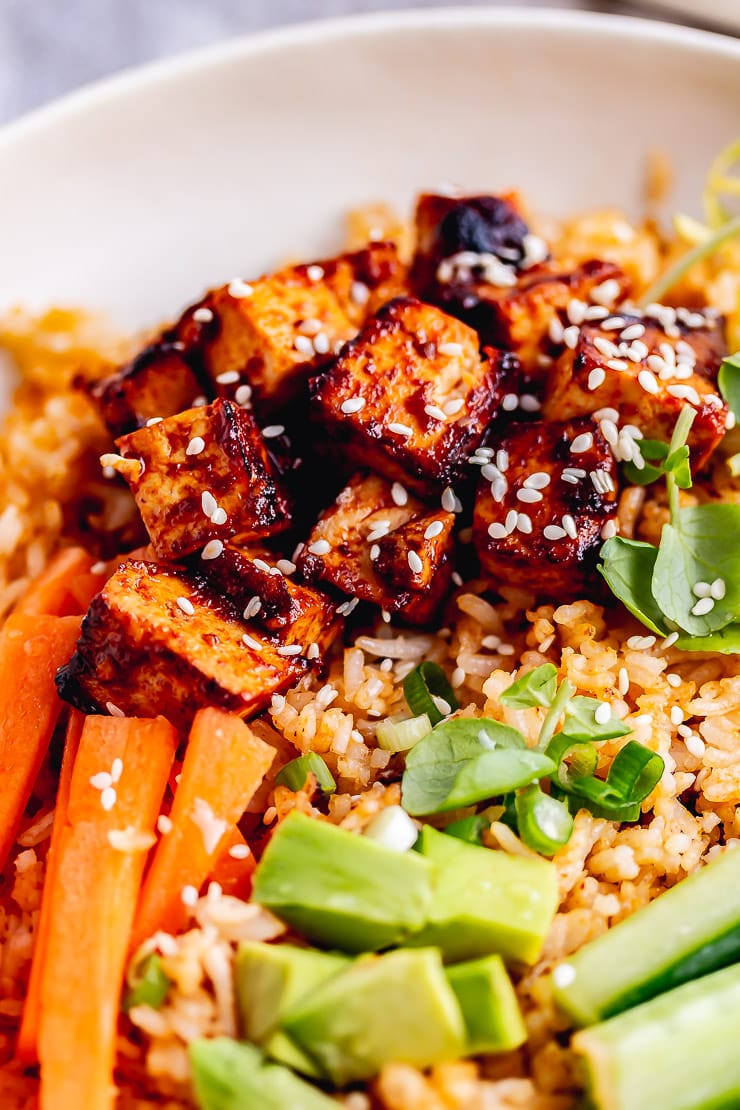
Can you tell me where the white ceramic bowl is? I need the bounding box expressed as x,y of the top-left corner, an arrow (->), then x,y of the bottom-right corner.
1,7 -> 740,336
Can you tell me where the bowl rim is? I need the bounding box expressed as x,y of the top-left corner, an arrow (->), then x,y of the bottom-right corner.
2,5 -> 740,155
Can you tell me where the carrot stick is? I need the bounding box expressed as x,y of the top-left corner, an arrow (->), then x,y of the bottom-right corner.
17,710 -> 84,1064
131,709 -> 275,950
15,546 -> 106,617
0,613 -> 82,871
209,826 -> 255,901
38,715 -> 178,1110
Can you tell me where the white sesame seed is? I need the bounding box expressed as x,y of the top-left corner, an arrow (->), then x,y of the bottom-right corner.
228,279 -> 253,298
563,325 -> 580,349
626,634 -> 657,650
306,265 -> 324,281
692,581 -> 712,598
90,771 -> 113,790
567,299 -> 587,325
341,397 -> 366,414
691,597 -> 715,617
181,885 -> 199,907
242,633 -> 262,650
451,571 -> 463,588
661,631 -> 679,649
313,332 -> 331,355
561,473 -> 579,485
337,598 -> 360,617
262,424 -> 285,438
186,436 -> 205,456
601,316 -> 627,332
192,395 -> 208,407
594,702 -> 611,725
253,558 -> 271,573
157,815 -> 173,835
408,551 -> 424,574
228,843 -> 251,860
201,491 -> 218,518
106,701 -> 125,718
110,758 -> 123,784
451,666 -> 466,688
667,672 -> 682,688
192,306 -> 214,324
381,609 -> 392,622
495,450 -> 508,471
599,419 -> 620,449
593,336 -> 620,359
351,281 -> 370,305
488,522 -> 508,539
425,404 -> 447,421
685,733 -> 705,758
369,543 -> 381,560
516,512 -> 533,534
100,787 -> 117,811
235,384 -> 252,406
561,514 -> 577,539
517,487 -> 543,504
590,278 -> 620,307
502,393 -> 519,411
588,367 -> 606,391
524,471 -> 551,490
710,578 -> 726,600
424,520 -> 444,539
620,323 -> 645,341
391,482 -> 408,506
216,370 -> 241,386
570,432 -> 594,454
443,398 -> 465,416
618,667 -> 629,695
366,522 -> 391,542
176,596 -> 195,616
638,369 -> 660,395
607,358 -> 629,372
278,559 -> 297,576
278,644 -> 303,656
594,406 -> 620,422
482,634 -> 501,650
498,643 -> 516,656
243,596 -> 262,620
544,525 -> 567,541
505,509 -> 519,534
481,463 -> 503,482
491,478 -> 507,502
519,394 -> 541,413
548,317 -> 565,344
601,519 -> 618,540
298,318 -> 322,336
294,334 -> 315,356
308,539 -> 331,556
670,705 -> 683,726
666,384 -> 701,405
438,342 -> 463,357
145,417 -> 163,427
388,422 -> 413,437
441,487 -> 461,513
201,540 -> 224,561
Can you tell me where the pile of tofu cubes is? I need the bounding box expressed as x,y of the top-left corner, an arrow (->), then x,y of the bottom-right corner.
57,193 -> 728,728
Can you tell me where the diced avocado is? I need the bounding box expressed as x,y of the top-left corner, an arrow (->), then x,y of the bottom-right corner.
446,955 -> 527,1053
251,810 -> 434,952
189,1037 -> 336,1110
235,941 -> 349,1078
410,825 -> 558,964
282,948 -> 466,1086
572,963 -> 740,1110
552,846 -> 740,1027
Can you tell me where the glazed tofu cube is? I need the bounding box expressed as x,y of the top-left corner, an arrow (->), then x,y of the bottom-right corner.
298,472 -> 455,625
198,241 -> 407,411
472,418 -> 618,599
410,191 -> 539,304
107,398 -> 291,561
200,542 -> 342,663
309,298 -> 513,498
55,560 -> 308,732
542,312 -> 728,471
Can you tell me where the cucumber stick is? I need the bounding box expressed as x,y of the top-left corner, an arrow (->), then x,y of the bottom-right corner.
552,847 -> 740,1025
573,962 -> 740,1110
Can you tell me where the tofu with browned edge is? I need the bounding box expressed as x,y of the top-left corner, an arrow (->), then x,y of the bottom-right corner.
107,398 -> 291,562
55,561 -> 320,732
309,297 -> 514,499
473,419 -> 618,598
542,312 -> 728,471
298,472 -> 455,624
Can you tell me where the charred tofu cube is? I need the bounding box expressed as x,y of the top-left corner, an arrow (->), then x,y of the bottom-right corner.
298,472 -> 455,625
199,542 -> 342,664
410,191 -> 539,304
473,419 -> 618,599
198,241 -> 407,411
542,313 -> 728,471
309,298 -> 513,498
55,560 -> 309,732
107,398 -> 291,561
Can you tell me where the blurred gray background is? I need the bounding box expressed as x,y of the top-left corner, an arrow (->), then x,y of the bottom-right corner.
0,0 -> 717,125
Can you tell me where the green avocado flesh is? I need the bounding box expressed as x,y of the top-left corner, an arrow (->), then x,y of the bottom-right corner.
251,810 -> 434,952
235,941 -> 349,1077
552,845 -> 740,1026
446,955 -> 527,1053
189,1038 -> 335,1110
281,948 -> 466,1085
572,963 -> 740,1110
409,825 -> 558,964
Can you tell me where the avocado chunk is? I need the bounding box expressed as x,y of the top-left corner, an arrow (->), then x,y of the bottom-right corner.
251,810 -> 434,952
235,941 -> 349,1077
446,955 -> 527,1053
410,825 -> 558,964
189,1037 -> 336,1110
282,947 -> 466,1085
572,963 -> 740,1110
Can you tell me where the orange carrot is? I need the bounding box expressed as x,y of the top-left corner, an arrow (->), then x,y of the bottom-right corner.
0,613 -> 82,871
131,708 -> 275,949
209,826 -> 255,901
17,710 -> 84,1064
15,546 -> 106,617
38,715 -> 177,1110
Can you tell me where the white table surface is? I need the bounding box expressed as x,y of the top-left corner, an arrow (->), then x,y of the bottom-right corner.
0,0 -> 716,126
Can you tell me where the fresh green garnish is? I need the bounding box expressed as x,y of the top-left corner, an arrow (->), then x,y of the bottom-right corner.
639,214 -> 740,307
122,952 -> 171,1013
498,663 -> 558,708
718,351 -> 740,419
515,785 -> 573,855
563,741 -> 664,822
274,753 -> 336,795
376,713 -> 432,753
622,438 -> 691,489
403,662 -> 459,725
559,697 -> 632,744
443,813 -> 491,845
703,138 -> 740,228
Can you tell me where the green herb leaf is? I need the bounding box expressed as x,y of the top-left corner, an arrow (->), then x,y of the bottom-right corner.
403,662 -> 459,726
443,814 -> 490,845
499,663 -> 558,709
675,622 -> 740,653
664,445 -> 692,489
560,697 -> 632,744
652,505 -> 740,635
622,439 -> 670,487
515,785 -> 574,856
401,718 -> 555,816
123,953 -> 171,1013
275,753 -> 336,795
563,741 -> 664,822
719,352 -> 740,420
598,537 -> 669,636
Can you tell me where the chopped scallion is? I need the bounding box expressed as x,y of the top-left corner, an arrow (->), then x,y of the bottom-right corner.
403,662 -> 458,725
122,952 -> 171,1013
376,713 -> 432,753
274,753 -> 336,795
515,785 -> 573,856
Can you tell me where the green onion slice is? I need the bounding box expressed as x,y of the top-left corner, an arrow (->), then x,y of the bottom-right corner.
515,784 -> 574,856
403,662 -> 459,725
443,813 -> 490,845
640,214 -> 740,307
545,733 -> 599,789
123,952 -> 171,1013
564,742 -> 664,822
376,713 -> 432,753
275,753 -> 336,794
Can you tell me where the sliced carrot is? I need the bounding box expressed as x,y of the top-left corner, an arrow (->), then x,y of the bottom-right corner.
15,546 -> 106,617
0,613 -> 82,871
131,708 -> 275,950
17,710 -> 84,1064
209,826 -> 255,901
38,715 -> 178,1110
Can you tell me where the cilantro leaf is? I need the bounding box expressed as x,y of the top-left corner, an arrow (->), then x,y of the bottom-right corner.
499,663 -> 558,709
